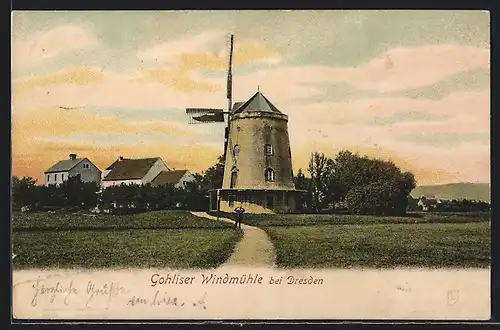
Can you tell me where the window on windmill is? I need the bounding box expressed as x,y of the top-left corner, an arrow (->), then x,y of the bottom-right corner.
265,168 -> 275,182
233,145 -> 240,157
265,144 -> 274,155
230,170 -> 238,188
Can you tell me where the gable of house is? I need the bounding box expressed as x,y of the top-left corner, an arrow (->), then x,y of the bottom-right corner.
69,158 -> 102,182
45,156 -> 101,185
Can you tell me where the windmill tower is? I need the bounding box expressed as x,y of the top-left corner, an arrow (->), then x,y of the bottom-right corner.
186,34 -> 303,214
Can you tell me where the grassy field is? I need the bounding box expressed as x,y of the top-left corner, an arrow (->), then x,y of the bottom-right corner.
210,210 -> 490,268
12,210 -> 491,269
265,222 -> 490,268
12,211 -> 242,269
209,211 -> 491,227
13,210 -> 234,231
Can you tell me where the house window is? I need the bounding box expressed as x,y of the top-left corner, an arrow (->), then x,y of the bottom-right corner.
47,175 -> 50,182
62,174 -> 64,180
83,163 -> 89,169
265,168 -> 275,182
265,144 -> 273,155
55,174 -> 58,181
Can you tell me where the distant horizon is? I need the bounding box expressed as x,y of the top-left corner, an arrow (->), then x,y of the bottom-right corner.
12,11 -> 490,185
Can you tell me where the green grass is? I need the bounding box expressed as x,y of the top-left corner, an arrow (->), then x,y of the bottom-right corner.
210,211 -> 490,227
265,222 -> 491,268
13,229 -> 243,269
13,211 -> 234,231
12,211 -> 242,269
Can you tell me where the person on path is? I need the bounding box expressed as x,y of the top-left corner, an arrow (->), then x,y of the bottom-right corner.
234,205 -> 245,229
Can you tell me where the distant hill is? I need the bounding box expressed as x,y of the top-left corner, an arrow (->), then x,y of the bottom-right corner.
410,183 -> 490,203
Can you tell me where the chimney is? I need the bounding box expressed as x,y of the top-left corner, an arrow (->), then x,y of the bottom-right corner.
69,154 -> 77,160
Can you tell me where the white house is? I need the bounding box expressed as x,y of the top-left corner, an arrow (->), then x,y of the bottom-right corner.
101,157 -> 170,188
150,169 -> 196,189
417,196 -> 445,211
44,154 -> 101,186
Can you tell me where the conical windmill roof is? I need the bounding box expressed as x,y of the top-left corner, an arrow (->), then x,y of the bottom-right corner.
233,92 -> 283,114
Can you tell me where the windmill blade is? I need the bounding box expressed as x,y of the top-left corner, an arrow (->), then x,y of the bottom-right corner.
186,108 -> 225,124
227,34 -> 234,102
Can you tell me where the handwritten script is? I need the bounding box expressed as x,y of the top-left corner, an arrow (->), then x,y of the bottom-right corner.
27,276 -> 208,311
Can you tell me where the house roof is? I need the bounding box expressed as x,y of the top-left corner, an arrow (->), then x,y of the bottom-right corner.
45,158 -> 86,173
105,159 -> 120,171
418,197 -> 440,206
232,102 -> 245,112
232,92 -> 283,114
151,170 -> 190,187
102,157 -> 161,181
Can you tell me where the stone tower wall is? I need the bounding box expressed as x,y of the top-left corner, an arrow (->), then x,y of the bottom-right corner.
222,111 -> 296,190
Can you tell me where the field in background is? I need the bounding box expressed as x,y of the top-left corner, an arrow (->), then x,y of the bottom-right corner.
12,211 -> 242,269
210,211 -> 491,227
265,222 -> 490,268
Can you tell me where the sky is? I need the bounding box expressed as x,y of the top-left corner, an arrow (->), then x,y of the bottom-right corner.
11,10 -> 490,185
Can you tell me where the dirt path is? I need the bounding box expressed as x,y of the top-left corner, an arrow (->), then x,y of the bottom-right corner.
190,212 -> 277,268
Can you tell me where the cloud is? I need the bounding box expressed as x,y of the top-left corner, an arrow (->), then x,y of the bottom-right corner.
395,132 -> 490,148
133,31 -> 283,92
228,44 -> 489,97
12,24 -> 99,70
335,44 -> 489,91
137,31 -> 228,63
332,110 -> 450,126
13,67 -> 106,92
132,67 -> 221,92
394,67 -> 490,100
12,71 -> 226,112
287,91 -> 489,133
12,106 -> 198,145
137,31 -> 282,69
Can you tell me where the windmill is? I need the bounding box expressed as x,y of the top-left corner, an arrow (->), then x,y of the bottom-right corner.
185,34 -> 235,217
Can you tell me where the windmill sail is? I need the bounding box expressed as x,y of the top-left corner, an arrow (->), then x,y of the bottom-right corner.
186,108 -> 224,124
223,34 -> 234,163
227,34 -> 234,102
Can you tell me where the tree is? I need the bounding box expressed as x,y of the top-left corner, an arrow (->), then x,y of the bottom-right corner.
333,151 -> 416,215
12,176 -> 38,209
294,168 -> 313,210
199,155 -> 225,191
307,152 -> 336,211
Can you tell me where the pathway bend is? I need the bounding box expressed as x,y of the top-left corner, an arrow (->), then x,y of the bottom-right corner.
190,212 -> 277,268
